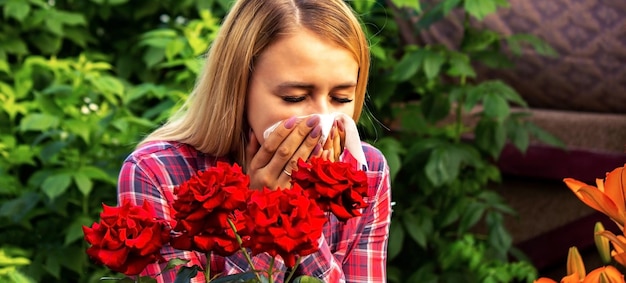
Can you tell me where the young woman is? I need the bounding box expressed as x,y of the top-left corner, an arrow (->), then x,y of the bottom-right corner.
117,0 -> 391,282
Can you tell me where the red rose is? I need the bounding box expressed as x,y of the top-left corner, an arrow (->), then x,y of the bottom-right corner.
172,162 -> 249,215
82,200 -> 171,276
291,157 -> 369,222
170,210 -> 247,256
171,162 -> 250,256
244,184 -> 326,267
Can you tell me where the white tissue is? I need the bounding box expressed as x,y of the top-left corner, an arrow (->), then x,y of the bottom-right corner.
262,113 -> 368,171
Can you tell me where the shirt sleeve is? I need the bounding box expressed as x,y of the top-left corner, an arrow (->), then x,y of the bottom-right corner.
117,157 -> 214,283
341,146 -> 392,282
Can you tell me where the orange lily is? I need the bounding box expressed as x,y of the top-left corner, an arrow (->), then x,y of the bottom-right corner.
567,246 -> 587,281
582,266 -> 625,283
598,229 -> 626,268
533,247 -> 586,283
564,165 -> 626,229
533,278 -> 557,283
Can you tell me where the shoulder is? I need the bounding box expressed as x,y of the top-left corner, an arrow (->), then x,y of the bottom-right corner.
124,140 -> 201,165
360,142 -> 387,173
120,140 -> 224,185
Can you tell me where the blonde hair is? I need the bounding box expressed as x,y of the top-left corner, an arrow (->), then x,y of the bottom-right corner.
140,0 -> 370,164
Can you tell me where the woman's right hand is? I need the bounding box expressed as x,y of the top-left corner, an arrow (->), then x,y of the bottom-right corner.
245,115 -> 323,190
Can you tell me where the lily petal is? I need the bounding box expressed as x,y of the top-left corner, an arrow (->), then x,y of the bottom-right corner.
577,187 -> 624,227
603,166 -> 626,216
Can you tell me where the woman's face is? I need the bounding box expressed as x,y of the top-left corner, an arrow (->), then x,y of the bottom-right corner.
246,27 -> 358,144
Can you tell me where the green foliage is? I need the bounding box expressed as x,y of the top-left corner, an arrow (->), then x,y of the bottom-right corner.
0,0 -> 227,282
351,0 -> 562,282
0,0 -> 562,282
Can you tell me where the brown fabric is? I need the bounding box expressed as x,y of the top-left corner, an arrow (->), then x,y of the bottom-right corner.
419,0 -> 626,113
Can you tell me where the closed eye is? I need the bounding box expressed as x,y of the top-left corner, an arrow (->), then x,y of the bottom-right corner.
333,97 -> 354,103
282,96 -> 306,103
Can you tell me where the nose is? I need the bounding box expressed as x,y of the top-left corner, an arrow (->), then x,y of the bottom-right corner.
309,96 -> 330,115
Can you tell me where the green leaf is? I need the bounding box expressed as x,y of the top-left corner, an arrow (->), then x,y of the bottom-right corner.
507,120 -> 529,153
387,219 -> 404,260
525,122 -> 566,148
446,52 -> 476,78
144,46 -> 165,69
92,75 -> 125,97
165,40 -> 186,61
173,265 -> 200,283
209,271 -> 258,283
507,34 -> 558,57
421,92 -> 450,123
19,113 -> 60,132
425,146 -> 461,186
482,93 -> 510,119
44,253 -> 61,279
0,59 -> 10,74
0,192 -> 40,223
41,173 -> 72,200
422,50 -> 445,80
6,145 -> 36,166
0,36 -> 28,55
291,275 -> 324,283
64,119 -> 91,144
391,48 -> 425,82
164,258 -> 190,272
64,215 -> 93,245
461,29 -> 500,53
4,0 -> 31,22
80,165 -> 116,184
442,0 -> 462,15
474,119 -> 506,159
458,200 -> 486,232
73,172 -> 93,196
473,51 -> 514,68
56,10 -> 86,26
373,137 -> 404,182
40,141 -> 67,162
391,0 -> 421,11
464,0 -> 498,20
34,91 -> 64,117
44,14 -> 63,36
402,211 -> 432,248
486,211 -> 512,260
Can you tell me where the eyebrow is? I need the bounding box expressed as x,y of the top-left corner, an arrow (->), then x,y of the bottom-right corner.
276,81 -> 357,92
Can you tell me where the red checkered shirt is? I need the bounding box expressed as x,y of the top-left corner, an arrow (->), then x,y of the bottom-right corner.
117,140 -> 391,282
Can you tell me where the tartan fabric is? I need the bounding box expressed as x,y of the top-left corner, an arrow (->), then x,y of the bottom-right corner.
117,140 -> 391,282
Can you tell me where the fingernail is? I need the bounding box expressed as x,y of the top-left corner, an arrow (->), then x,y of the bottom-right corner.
310,125 -> 321,138
330,125 -> 336,139
306,115 -> 320,127
284,116 -> 297,129
312,144 -> 322,155
337,120 -> 344,132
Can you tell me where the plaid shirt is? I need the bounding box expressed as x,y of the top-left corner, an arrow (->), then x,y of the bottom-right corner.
117,140 -> 391,282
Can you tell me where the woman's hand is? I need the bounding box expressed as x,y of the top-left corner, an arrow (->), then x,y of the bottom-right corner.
321,119 -> 345,162
245,115 -> 323,190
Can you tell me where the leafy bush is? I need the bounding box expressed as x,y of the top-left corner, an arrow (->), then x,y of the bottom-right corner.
353,1 -> 562,282
0,0 -> 561,282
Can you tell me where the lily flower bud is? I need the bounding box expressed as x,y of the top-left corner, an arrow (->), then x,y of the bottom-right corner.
595,222 -> 612,264
567,246 -> 586,280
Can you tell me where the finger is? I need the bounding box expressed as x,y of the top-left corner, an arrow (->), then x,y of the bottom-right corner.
249,116 -> 300,170
332,122 -> 341,161
283,123 -> 322,172
337,119 -> 346,151
245,128 -> 260,171
321,149 -> 330,161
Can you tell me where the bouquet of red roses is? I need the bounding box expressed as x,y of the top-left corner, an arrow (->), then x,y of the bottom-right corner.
83,157 -> 369,283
